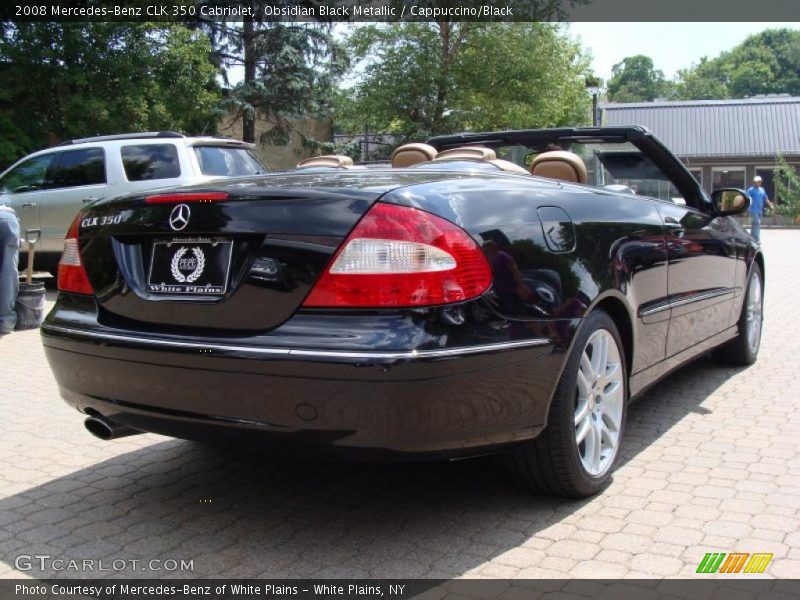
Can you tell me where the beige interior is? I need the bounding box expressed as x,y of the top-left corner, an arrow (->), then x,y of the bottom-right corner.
530,151 -> 588,184
391,143 -> 438,167
433,146 -> 497,162
489,159 -> 530,175
296,155 -> 354,169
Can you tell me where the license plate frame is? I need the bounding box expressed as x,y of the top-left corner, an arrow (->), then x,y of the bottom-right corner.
147,238 -> 233,296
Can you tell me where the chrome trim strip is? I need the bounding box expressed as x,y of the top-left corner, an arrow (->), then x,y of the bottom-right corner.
669,288 -> 736,309
638,303 -> 671,318
639,288 -> 736,318
41,324 -> 551,360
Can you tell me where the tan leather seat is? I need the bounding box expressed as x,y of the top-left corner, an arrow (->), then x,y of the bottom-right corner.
434,146 -> 497,162
530,151 -> 587,184
296,155 -> 354,169
391,143 -> 437,167
489,159 -> 530,175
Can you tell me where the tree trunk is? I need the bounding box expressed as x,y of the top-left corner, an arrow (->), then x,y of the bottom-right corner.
242,16 -> 256,143
431,21 -> 451,135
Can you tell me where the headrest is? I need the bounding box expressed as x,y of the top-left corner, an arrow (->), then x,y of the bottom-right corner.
391,143 -> 437,168
489,159 -> 530,175
434,146 -> 497,162
296,155 -> 354,169
530,151 -> 587,184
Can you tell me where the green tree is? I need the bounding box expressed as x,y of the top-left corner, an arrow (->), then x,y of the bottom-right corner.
676,29 -> 800,99
200,16 -> 347,146
457,24 -> 592,131
606,55 -> 673,102
674,57 -> 728,100
337,22 -> 592,142
0,23 -> 222,167
774,154 -> 800,217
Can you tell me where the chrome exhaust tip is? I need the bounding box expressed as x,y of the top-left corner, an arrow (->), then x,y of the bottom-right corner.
84,415 -> 142,441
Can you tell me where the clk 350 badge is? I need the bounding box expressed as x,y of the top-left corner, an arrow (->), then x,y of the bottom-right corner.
81,213 -> 126,228
170,247 -> 205,283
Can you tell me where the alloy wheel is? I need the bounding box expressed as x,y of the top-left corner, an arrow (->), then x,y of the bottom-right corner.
746,272 -> 763,355
574,329 -> 625,477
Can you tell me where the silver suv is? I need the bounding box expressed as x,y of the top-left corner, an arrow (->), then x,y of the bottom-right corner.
0,132 -> 268,273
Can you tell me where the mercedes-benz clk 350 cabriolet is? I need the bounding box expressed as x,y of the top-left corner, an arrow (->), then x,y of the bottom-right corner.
41,126 -> 763,498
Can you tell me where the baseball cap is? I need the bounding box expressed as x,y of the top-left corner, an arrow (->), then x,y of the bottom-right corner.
753,175 -> 763,182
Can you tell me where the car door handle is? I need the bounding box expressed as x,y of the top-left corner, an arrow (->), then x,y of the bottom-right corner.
82,196 -> 102,204
21,202 -> 37,208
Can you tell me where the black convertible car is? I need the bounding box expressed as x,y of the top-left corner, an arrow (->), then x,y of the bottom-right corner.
42,126 -> 763,498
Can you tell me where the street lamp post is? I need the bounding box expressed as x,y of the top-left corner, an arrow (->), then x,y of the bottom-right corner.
585,76 -> 603,127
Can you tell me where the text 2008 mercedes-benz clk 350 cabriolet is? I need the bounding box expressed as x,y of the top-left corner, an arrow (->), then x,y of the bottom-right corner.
42,127 -> 764,498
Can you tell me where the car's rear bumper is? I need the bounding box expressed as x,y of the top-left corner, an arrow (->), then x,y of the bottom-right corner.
42,322 -> 565,460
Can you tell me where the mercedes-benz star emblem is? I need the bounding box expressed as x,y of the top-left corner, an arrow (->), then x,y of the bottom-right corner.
169,204 -> 191,231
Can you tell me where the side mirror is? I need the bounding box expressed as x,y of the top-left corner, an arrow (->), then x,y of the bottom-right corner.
712,188 -> 749,216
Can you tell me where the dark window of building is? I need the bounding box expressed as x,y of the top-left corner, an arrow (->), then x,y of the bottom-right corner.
122,144 -> 181,181
49,148 -> 106,189
712,167 -> 745,190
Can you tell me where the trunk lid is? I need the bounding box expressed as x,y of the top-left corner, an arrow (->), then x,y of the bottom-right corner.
77,175 -> 398,333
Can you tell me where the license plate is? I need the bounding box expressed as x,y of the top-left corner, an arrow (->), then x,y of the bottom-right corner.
147,239 -> 233,295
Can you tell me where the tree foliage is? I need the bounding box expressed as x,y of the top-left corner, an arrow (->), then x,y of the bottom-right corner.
0,23 -> 222,168
676,29 -> 800,99
200,15 -> 347,146
774,154 -> 800,217
606,55 -> 674,102
336,22 -> 592,142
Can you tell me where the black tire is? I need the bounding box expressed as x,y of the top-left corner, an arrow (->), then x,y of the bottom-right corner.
712,262 -> 763,366
508,309 -> 628,498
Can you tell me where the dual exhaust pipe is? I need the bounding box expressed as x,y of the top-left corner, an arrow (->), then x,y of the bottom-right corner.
84,414 -> 142,441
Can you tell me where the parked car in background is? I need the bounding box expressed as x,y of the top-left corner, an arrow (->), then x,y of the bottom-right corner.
0,132 -> 268,274
41,126 -> 763,498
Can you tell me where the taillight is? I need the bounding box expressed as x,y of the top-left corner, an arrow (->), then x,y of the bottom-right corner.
145,192 -> 229,204
57,214 -> 93,295
303,203 -> 492,308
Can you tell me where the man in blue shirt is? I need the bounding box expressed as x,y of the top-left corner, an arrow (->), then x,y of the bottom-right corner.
747,175 -> 774,242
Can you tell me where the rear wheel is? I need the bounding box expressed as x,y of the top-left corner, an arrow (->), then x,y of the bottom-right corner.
712,262 -> 763,366
508,310 -> 627,498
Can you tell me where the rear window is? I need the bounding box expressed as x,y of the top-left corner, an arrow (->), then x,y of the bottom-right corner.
50,148 -> 106,189
194,146 -> 268,177
121,144 -> 181,181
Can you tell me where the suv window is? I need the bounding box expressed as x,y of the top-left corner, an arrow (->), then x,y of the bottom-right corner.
121,144 -> 181,181
49,148 -> 106,189
0,154 -> 55,194
194,146 -> 268,177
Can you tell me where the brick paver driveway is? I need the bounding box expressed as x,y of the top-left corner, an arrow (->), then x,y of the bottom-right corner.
1,230 -> 799,580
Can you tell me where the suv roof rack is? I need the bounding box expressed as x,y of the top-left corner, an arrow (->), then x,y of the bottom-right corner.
58,131 -> 186,146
